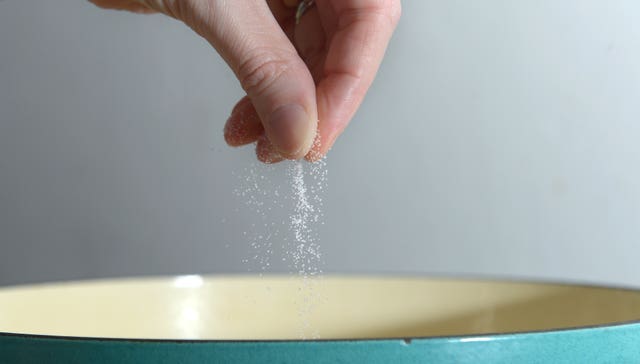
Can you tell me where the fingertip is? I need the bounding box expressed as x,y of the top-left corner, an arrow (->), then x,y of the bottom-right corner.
223,97 -> 264,147
223,116 -> 262,147
223,116 -> 241,146
256,136 -> 286,164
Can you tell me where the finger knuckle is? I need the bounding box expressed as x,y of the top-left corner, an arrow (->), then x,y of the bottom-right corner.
238,51 -> 294,96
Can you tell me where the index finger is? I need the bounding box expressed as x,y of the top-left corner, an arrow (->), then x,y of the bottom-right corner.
306,0 -> 401,161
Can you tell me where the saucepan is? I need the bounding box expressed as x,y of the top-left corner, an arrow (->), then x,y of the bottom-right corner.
1,275 -> 640,363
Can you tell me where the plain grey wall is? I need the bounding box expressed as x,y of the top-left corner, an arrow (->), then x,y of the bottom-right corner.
1,1 -> 640,287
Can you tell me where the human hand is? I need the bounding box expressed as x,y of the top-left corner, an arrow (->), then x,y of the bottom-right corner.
90,0 -> 401,162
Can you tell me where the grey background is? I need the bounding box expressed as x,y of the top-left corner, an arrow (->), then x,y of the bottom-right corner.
1,1 -> 639,287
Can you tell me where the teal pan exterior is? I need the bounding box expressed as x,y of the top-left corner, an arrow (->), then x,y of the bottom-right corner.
2,322 -> 640,364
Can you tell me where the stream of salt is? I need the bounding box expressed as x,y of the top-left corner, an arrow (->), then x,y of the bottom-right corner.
233,156 -> 327,338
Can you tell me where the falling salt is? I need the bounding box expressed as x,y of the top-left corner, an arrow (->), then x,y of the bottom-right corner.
233,162 -> 283,275
233,149 -> 327,339
286,160 -> 326,339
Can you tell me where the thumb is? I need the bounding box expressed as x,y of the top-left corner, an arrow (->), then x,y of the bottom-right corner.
171,0 -> 318,159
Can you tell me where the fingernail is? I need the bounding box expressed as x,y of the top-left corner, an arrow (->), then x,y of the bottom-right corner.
267,104 -> 311,158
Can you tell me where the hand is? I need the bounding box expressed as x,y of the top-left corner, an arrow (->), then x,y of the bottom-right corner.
90,0 -> 401,163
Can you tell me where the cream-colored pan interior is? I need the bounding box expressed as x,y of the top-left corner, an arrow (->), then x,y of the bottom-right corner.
1,276 -> 639,340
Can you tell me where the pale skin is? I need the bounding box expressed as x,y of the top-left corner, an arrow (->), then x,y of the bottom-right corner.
90,0 -> 401,163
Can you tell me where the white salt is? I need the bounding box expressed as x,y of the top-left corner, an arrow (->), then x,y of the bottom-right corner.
286,160 -> 326,339
233,147 -> 328,339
